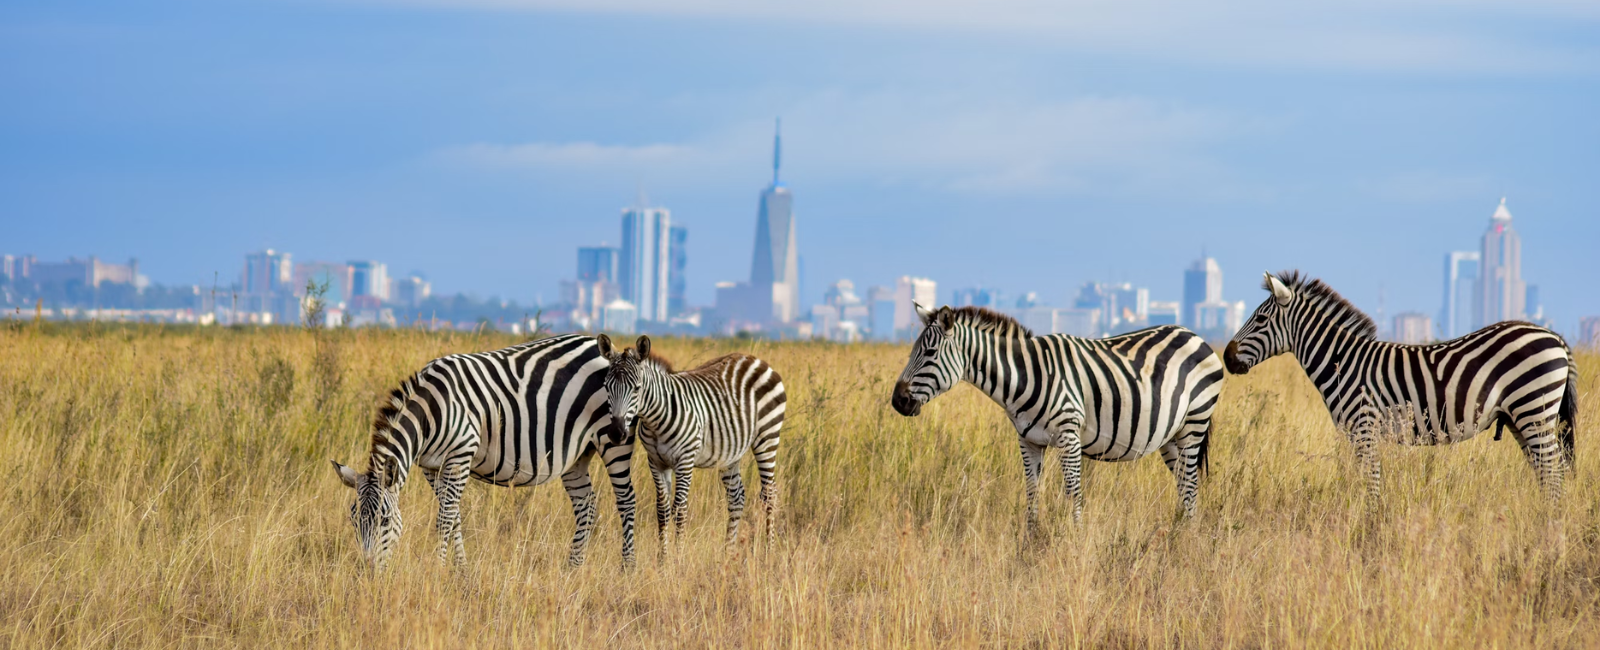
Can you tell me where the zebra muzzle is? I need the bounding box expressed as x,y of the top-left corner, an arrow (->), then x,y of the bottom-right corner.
1223,341 -> 1251,375
891,382 -> 922,417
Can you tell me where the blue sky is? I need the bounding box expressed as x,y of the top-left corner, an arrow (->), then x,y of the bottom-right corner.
3,0 -> 1597,330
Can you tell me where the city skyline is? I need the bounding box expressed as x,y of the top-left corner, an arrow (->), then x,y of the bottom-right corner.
3,1 -> 1597,331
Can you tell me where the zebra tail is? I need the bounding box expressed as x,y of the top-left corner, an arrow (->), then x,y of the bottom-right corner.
1559,357 -> 1578,471
1197,422 -> 1212,478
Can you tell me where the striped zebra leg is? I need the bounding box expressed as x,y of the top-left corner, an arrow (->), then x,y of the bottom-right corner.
421,467 -> 447,562
753,431 -> 781,544
649,466 -> 673,557
599,435 -> 638,568
439,461 -> 471,566
720,466 -> 747,545
1057,437 -> 1084,524
1017,439 -> 1045,539
561,453 -> 599,568
1159,432 -> 1204,519
671,458 -> 695,545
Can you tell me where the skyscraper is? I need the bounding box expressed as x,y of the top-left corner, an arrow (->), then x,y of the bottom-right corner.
244,250 -> 292,297
1182,255 -> 1222,328
620,203 -> 672,323
749,119 -> 800,324
1479,197 -> 1525,327
1440,251 -> 1479,339
243,249 -> 294,321
668,225 -> 687,317
349,260 -> 389,302
577,246 -> 619,282
892,276 -> 937,339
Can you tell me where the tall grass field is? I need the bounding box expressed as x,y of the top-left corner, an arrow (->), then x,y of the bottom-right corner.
1,324 -> 1596,647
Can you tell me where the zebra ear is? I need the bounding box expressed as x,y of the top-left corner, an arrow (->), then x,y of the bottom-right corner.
596,333 -> 614,358
636,335 -> 652,358
1266,273 -> 1295,306
332,460 -> 360,489
915,302 -> 934,326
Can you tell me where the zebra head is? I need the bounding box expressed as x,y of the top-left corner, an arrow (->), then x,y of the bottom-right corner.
331,459 -> 403,571
892,303 -> 964,417
597,333 -> 649,435
1225,271 -> 1298,374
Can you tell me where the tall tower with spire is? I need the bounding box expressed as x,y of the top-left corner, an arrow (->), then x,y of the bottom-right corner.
1478,197 -> 1525,327
749,118 -> 800,324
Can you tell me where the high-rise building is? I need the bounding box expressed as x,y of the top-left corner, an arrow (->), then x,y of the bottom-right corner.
1479,198 -> 1525,327
244,250 -> 293,297
577,246 -> 620,282
1148,301 -> 1181,326
1074,282 -> 1149,334
668,225 -> 688,317
953,287 -> 1006,309
749,119 -> 800,324
293,262 -> 353,305
349,260 -> 390,302
1392,312 -> 1433,345
892,276 -> 937,340
1440,251 -> 1480,339
1183,256 -> 1223,328
1525,284 -> 1543,322
392,275 -> 431,310
868,286 -> 896,341
620,203 -> 672,323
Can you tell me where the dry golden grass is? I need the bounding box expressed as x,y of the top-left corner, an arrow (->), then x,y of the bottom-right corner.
1,324 -> 1597,648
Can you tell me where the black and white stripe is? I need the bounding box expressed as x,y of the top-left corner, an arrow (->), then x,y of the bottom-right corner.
890,305 -> 1227,532
332,333 -> 637,570
598,335 -> 785,551
1225,271 -> 1578,505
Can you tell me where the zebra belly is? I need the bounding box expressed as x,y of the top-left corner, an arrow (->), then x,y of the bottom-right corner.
1078,417 -> 1181,462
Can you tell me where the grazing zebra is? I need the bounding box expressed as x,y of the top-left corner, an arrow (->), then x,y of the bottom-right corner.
330,334 -> 638,570
597,334 -> 785,552
890,305 -> 1227,531
1225,271 -> 1579,505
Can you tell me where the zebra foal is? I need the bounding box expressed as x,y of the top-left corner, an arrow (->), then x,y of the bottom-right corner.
1225,271 -> 1578,506
891,305 -> 1226,533
330,334 -> 638,570
598,335 -> 785,552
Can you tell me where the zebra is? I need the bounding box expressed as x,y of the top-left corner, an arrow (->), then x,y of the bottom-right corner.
330,333 -> 638,571
596,334 -> 785,552
890,305 -> 1227,533
1224,271 -> 1579,505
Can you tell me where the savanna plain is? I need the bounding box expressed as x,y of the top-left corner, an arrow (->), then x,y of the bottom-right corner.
2,324 -> 1598,648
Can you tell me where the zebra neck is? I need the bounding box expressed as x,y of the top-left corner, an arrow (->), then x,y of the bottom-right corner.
960,330 -> 1038,413
635,363 -> 676,430
1290,318 -> 1369,391
367,434 -> 415,492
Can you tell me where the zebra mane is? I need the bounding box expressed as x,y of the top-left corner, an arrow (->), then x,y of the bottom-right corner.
946,306 -> 1032,338
1269,270 -> 1378,340
366,379 -> 415,477
639,351 -> 676,373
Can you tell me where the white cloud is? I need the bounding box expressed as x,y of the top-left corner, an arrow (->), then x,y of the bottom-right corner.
432,90 -> 1268,199
359,0 -> 1599,74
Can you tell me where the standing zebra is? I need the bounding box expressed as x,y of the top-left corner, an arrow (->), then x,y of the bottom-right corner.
330,334 -> 638,570
1225,271 -> 1578,505
597,335 -> 785,552
890,305 -> 1226,531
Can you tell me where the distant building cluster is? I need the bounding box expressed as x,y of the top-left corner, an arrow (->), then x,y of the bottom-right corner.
227,250 -> 432,327
6,138 -> 1594,342
1432,198 -> 1559,345
929,253 -> 1245,343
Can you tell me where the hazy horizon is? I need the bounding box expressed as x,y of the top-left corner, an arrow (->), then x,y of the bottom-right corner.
4,0 -> 1597,329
